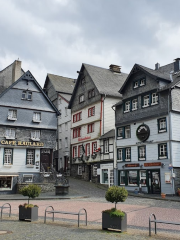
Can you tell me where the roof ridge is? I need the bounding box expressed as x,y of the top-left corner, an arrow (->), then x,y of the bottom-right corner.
47,73 -> 74,80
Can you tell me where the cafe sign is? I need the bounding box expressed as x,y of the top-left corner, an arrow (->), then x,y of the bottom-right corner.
0,140 -> 44,147
136,124 -> 150,142
125,164 -> 140,168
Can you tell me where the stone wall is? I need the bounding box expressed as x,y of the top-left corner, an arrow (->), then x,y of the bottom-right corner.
17,182 -> 55,193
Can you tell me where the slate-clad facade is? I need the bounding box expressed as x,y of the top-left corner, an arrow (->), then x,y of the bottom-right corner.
115,59 -> 180,195
0,67 -> 59,194
69,63 -> 127,184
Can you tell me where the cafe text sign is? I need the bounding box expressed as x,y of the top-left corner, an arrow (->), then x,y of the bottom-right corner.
0,140 -> 44,147
144,162 -> 161,167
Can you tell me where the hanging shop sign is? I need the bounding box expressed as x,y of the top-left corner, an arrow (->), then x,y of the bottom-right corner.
144,162 -> 161,167
136,124 -> 150,142
0,140 -> 44,147
125,163 -> 140,168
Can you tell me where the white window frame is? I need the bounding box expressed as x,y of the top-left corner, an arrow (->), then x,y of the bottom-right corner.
139,146 -> 146,160
31,130 -> 40,141
132,99 -> 138,111
125,148 -> 131,161
117,149 -> 123,161
124,101 -> 130,112
159,143 -> 167,159
26,149 -> 35,165
92,142 -> 97,153
4,149 -> 13,165
27,91 -> 32,100
73,146 -> 77,158
104,140 -> 109,153
86,143 -> 90,156
134,81 -> 138,88
5,128 -> 15,139
125,126 -> 130,138
151,93 -> 158,105
117,128 -> 123,139
143,95 -> 150,107
8,109 -> 17,120
79,94 -> 84,103
33,112 -> 41,122
140,79 -> 145,86
159,118 -> 166,132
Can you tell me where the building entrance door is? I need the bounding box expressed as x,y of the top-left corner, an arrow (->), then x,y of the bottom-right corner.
148,169 -> 161,194
40,149 -> 51,172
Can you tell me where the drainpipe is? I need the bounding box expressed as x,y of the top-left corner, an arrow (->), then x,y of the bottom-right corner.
103,94 -> 106,135
112,104 -> 117,186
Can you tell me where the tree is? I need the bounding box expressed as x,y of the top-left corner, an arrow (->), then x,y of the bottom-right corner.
20,184 -> 41,204
105,186 -> 128,209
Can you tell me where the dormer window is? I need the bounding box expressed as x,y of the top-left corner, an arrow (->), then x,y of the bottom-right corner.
22,91 -> 32,100
133,78 -> 146,89
134,81 -> 138,88
8,109 -> 17,120
140,79 -> 145,86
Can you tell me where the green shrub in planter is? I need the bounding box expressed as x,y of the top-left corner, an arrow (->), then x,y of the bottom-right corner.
105,186 -> 128,209
20,184 -> 41,204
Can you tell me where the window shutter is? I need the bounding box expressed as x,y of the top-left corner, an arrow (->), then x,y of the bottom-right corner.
123,148 -> 125,161
33,150 -> 35,165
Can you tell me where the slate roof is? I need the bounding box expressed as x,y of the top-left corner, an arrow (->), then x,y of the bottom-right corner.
84,63 -> 128,97
99,129 -> 115,139
46,74 -> 75,95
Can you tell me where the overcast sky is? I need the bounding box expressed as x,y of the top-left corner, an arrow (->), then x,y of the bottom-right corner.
0,0 -> 180,87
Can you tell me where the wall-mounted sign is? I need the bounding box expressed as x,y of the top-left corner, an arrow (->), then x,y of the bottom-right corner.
136,124 -> 150,142
78,136 -> 91,142
125,164 -> 140,168
0,140 -> 44,147
144,162 -> 161,167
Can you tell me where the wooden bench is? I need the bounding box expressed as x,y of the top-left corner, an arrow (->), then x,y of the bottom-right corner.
149,213 -> 180,236
0,203 -> 11,221
44,206 -> 87,227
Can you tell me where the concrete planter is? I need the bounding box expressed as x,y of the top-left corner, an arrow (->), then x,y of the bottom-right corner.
102,211 -> 127,232
54,185 -> 69,195
19,206 -> 38,221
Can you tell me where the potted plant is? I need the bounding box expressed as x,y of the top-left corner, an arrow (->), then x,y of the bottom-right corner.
102,186 -> 128,232
161,192 -> 166,198
19,184 -> 41,221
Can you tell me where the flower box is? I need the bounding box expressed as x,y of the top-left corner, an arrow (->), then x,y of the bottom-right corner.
102,212 -> 127,232
19,206 -> 38,221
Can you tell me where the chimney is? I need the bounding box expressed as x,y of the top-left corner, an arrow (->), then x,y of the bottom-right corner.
174,58 -> 180,72
109,64 -> 121,73
12,60 -> 22,82
155,63 -> 160,70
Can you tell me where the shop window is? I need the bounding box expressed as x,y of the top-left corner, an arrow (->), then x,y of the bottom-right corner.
119,171 -> 126,185
4,149 -> 13,165
140,170 -> 147,186
78,165 -> 82,175
23,174 -> 33,183
102,169 -> 108,184
158,118 -> 167,133
79,94 -> 84,103
26,149 -> 35,165
88,89 -> 95,99
104,140 -> 109,153
0,177 -> 12,190
93,164 -> 97,176
88,106 -> 95,117
86,143 -> 90,156
5,128 -> 15,139
128,171 -> 138,186
31,130 -> 40,141
8,109 -> 17,120
117,125 -> 131,139
138,146 -> 146,160
158,143 -> 167,159
117,148 -> 131,161
33,112 -> 41,122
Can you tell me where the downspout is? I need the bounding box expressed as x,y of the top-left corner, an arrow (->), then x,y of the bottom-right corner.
100,96 -> 103,136
103,94 -> 106,135
112,105 -> 117,186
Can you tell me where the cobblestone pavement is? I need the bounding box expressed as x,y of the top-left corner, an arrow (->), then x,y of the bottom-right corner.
1,178 -> 180,239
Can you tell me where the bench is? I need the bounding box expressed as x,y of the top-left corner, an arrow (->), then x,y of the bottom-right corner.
0,203 -> 11,221
44,206 -> 87,227
149,213 -> 180,236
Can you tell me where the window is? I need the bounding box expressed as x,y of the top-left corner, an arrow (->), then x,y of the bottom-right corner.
93,164 -> 97,176
119,171 -> 126,185
65,137 -> 68,148
87,123 -> 94,133
78,165 -> 82,175
86,143 -> 90,156
158,143 -> 167,159
140,79 -> 145,86
117,126 -> 131,139
0,177 -> 12,190
88,89 -> 95,99
102,169 -> 108,184
132,99 -> 138,110
138,146 -> 146,160
73,127 -> 81,138
8,109 -> 17,120
117,148 -> 131,161
124,101 -> 130,112
134,81 -> 138,88
140,170 -> 147,186
5,128 -> 15,139
65,122 -> 68,131
65,107 -> 68,116
73,146 -> 77,158
128,171 -> 138,186
59,139 -> 62,149
73,112 -> 82,122
92,142 -> 97,154
88,107 -> 95,117
143,95 -> 150,107
23,174 -> 33,183
33,112 -> 41,122
31,130 -> 40,141
158,118 -> 167,133
59,125 -> 62,133
22,91 -> 32,100
104,140 -> 109,153
133,78 -> 146,88
4,149 -> 13,165
78,145 -> 83,157
79,94 -> 84,103
26,149 -> 35,165
152,93 -> 158,105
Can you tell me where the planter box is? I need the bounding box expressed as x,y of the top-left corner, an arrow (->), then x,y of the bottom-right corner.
54,185 -> 69,195
102,211 -> 127,232
19,206 -> 38,221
